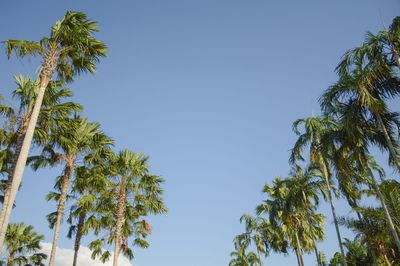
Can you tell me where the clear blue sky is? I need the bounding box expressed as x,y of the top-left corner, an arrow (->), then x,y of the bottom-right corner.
0,1 -> 399,265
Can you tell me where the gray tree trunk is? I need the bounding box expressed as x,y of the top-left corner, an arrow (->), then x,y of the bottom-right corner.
0,77 -> 49,250
375,113 -> 400,171
301,191 -> 321,266
321,160 -> 347,266
113,180 -> 126,266
48,161 -> 74,266
369,175 -> 400,253
72,211 -> 86,266
294,230 -> 303,266
0,116 -> 30,234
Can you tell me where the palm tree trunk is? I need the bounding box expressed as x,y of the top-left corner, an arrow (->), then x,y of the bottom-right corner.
113,179 -> 126,266
0,117 -> 30,235
351,200 -> 379,266
301,191 -> 321,266
294,230 -> 303,266
48,160 -> 74,266
383,253 -> 392,266
320,160 -> 347,266
375,113 -> 400,171
72,211 -> 86,266
0,77 -> 50,250
369,176 -> 400,253
256,248 -> 263,266
6,251 -> 15,266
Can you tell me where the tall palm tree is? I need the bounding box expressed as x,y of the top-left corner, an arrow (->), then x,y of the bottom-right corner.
88,149 -> 167,266
236,214 -> 266,265
67,162 -> 111,266
0,76 -> 81,234
257,176 -> 325,266
0,11 -> 107,248
2,223 -> 47,266
327,98 -> 400,253
291,116 -> 347,265
30,116 -> 113,266
289,165 -> 326,266
229,241 -> 262,266
322,27 -> 400,171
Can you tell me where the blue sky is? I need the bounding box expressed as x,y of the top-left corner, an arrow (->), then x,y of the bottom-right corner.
0,1 -> 399,265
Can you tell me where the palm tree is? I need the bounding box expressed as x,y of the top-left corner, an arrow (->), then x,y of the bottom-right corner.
2,223 -> 47,266
259,178 -> 305,265
289,165 -> 326,266
236,214 -> 266,265
229,243 -> 262,266
291,116 -> 347,265
30,116 -> 113,266
67,162 -> 111,266
0,76 -> 81,235
88,149 -> 167,266
0,11 -> 107,249
257,176 -> 325,266
322,23 -> 400,171
326,99 -> 400,254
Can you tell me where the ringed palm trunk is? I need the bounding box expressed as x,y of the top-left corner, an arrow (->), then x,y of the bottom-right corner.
352,200 -> 379,266
294,230 -> 304,266
368,174 -> 400,253
6,252 -> 15,266
320,159 -> 347,266
255,248 -> 263,266
48,158 -> 75,266
72,211 -> 86,266
375,113 -> 400,171
113,179 -> 126,266
301,191 -> 321,266
0,116 -> 30,233
0,46 -> 57,250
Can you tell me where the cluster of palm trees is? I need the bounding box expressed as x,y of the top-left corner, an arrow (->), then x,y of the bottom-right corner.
230,16 -> 400,266
0,11 -> 166,266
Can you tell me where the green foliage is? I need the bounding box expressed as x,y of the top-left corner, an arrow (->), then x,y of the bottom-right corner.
2,223 -> 47,266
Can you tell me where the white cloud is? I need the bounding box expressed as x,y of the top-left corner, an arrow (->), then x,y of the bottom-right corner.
40,242 -> 132,266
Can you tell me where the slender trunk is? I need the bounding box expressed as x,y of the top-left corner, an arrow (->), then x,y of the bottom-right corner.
6,251 -> 14,266
313,244 -> 321,266
72,211 -> 86,266
0,117 -> 29,233
353,201 -> 379,266
0,44 -> 58,250
320,159 -> 347,266
392,49 -> 400,68
383,253 -> 392,266
48,159 -> 75,266
369,176 -> 400,253
294,230 -> 303,266
256,248 -> 263,266
375,113 -> 400,171
113,179 -> 126,266
0,77 -> 50,250
301,191 -> 321,266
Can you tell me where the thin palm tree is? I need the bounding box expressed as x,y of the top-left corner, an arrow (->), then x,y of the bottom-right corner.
257,176 -> 324,266
2,223 -> 47,266
0,11 -> 107,249
88,149 -> 167,266
322,30 -> 400,171
291,116 -> 347,265
67,162 -> 111,266
30,116 -> 113,266
236,214 -> 266,265
0,76 -> 81,235
289,165 -> 326,266
327,99 -> 400,253
229,243 -> 262,266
